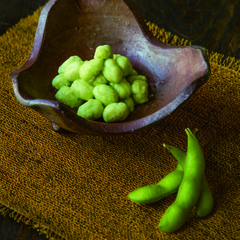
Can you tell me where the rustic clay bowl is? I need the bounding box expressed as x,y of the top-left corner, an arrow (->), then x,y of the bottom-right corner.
10,0 -> 210,136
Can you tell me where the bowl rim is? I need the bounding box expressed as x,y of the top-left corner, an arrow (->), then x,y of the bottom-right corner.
10,0 -> 210,135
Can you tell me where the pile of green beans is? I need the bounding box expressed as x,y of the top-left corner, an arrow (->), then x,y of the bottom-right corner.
127,128 -> 214,233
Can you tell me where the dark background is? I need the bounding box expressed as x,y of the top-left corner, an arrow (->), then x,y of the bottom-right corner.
1,0 -> 240,59
0,0 -> 240,239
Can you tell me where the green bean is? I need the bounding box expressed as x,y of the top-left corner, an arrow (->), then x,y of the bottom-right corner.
159,128 -> 205,233
163,133 -> 214,218
127,164 -> 184,204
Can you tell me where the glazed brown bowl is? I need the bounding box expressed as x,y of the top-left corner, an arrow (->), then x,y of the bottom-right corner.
10,0 -> 210,136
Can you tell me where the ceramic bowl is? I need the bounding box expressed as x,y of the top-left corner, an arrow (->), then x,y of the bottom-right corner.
10,0 -> 210,136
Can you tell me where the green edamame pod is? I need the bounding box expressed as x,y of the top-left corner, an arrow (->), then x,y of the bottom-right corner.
127,185 -> 168,204
127,164 -> 184,204
163,136 -> 214,218
163,143 -> 186,167
156,163 -> 183,192
196,176 -> 214,217
159,128 -> 205,233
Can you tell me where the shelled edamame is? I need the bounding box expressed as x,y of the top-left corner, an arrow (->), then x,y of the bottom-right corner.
127,128 -> 214,233
52,45 -> 150,122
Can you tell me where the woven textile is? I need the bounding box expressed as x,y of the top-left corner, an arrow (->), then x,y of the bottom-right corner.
0,4 -> 240,240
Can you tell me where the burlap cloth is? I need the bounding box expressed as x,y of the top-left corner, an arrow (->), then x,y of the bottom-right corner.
0,4 -> 239,240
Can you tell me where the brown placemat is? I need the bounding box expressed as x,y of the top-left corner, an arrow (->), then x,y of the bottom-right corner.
0,4 -> 240,240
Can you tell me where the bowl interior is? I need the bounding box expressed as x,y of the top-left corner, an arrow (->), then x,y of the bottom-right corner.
16,0 -> 208,127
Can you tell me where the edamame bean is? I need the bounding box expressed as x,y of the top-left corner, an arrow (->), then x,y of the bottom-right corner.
94,45 -> 113,59
110,78 -> 132,99
123,97 -> 135,112
55,86 -> 83,108
92,72 -> 108,86
79,58 -> 104,83
114,54 -> 133,77
132,80 -> 148,104
159,128 -> 205,233
63,57 -> 84,81
102,58 -> 123,83
58,55 -> 82,74
130,69 -> 138,76
163,136 -> 214,218
53,45 -> 151,123
71,79 -> 94,101
93,84 -> 118,106
103,102 -> 129,122
127,75 -> 147,84
77,99 -> 103,120
52,74 -> 71,90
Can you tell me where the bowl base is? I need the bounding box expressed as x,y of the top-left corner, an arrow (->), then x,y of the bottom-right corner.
51,122 -> 66,133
